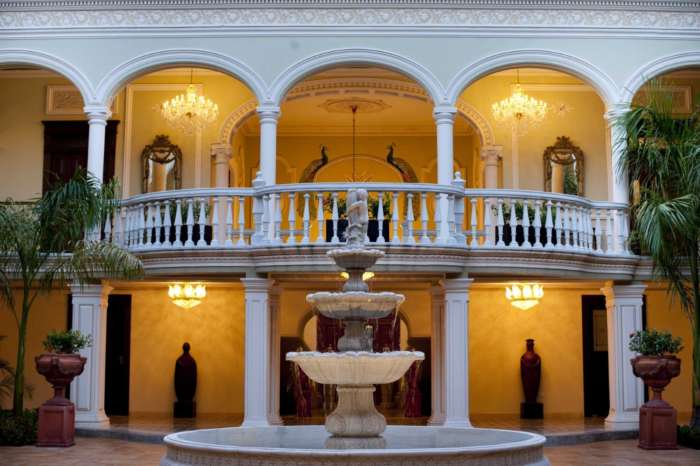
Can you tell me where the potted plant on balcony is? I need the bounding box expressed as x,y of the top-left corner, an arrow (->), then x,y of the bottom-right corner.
0,169 -> 142,445
629,329 -> 682,449
615,81 -> 700,433
34,330 -> 92,447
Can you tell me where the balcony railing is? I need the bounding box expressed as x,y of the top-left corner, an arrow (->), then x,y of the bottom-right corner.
104,182 -> 631,257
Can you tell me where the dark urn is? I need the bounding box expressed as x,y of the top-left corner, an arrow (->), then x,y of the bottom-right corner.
174,342 -> 197,418
520,339 -> 543,419
631,355 -> 681,450
35,353 -> 87,447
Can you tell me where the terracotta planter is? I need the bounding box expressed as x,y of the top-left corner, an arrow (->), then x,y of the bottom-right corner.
630,355 -> 681,450
35,353 -> 87,447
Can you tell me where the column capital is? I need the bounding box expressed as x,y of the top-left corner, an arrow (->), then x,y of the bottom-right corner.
211,143 -> 233,164
83,105 -> 112,122
241,277 -> 274,292
601,281 -> 647,302
433,105 -> 458,124
69,283 -> 113,298
480,145 -> 503,165
441,277 -> 473,292
257,105 -> 281,122
603,104 -> 631,123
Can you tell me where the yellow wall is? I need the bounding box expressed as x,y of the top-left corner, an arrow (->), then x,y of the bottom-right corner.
0,289 -> 69,410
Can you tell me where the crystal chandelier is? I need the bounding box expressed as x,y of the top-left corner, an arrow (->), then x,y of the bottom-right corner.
168,283 -> 207,309
492,71 -> 548,135
160,70 -> 219,133
505,283 -> 544,310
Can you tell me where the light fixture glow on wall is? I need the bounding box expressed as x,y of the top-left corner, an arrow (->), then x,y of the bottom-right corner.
168,283 -> 206,309
160,69 -> 219,133
491,70 -> 548,135
505,283 -> 544,310
340,271 -> 375,281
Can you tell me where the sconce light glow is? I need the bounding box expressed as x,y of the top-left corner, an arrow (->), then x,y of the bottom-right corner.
505,283 -> 544,310
340,272 -> 375,281
168,283 -> 206,309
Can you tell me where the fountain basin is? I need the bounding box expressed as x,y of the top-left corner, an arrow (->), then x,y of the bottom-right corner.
327,247 -> 384,270
161,425 -> 550,466
287,351 -> 422,385
306,292 -> 405,320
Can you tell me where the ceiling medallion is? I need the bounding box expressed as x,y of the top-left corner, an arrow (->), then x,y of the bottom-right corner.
319,98 -> 391,114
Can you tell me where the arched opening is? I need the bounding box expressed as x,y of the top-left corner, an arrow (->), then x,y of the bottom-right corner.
630,67 -> 700,116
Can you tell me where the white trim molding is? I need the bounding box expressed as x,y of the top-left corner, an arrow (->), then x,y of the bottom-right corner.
95,48 -> 267,106
621,50 -> 700,105
446,49 -> 620,109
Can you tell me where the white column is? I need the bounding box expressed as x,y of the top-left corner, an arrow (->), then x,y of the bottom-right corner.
69,283 -> 112,427
84,105 -> 111,182
241,277 -> 273,427
211,143 -> 232,188
602,282 -> 646,427
427,285 -> 446,425
604,107 -> 630,204
442,277 -> 473,428
480,145 -> 502,189
268,284 -> 283,425
257,106 -> 280,186
434,106 -> 457,243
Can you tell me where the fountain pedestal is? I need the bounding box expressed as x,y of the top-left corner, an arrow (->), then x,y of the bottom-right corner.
326,386 -> 386,437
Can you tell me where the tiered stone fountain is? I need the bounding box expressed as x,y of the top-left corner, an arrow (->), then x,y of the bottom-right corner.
161,189 -> 549,466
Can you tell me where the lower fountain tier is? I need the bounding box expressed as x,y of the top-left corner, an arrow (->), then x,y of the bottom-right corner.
286,351 -> 423,385
161,425 -> 550,466
306,292 -> 405,321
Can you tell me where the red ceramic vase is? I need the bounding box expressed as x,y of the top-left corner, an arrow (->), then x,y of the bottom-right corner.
35,353 -> 87,447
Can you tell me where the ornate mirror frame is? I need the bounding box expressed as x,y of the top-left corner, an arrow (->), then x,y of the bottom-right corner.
141,134 -> 182,193
543,136 -> 584,196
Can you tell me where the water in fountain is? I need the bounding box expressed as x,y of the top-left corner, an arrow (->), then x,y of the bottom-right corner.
288,189 -> 424,438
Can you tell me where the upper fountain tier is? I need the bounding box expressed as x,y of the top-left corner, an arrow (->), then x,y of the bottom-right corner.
307,290 -> 404,321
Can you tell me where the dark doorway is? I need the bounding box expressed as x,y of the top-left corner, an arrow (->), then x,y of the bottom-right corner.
42,120 -> 118,192
104,295 -> 131,416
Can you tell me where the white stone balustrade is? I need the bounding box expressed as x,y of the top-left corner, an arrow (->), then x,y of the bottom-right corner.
105,183 -> 630,256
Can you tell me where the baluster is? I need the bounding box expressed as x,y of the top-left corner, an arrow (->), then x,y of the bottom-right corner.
251,193 -> 264,245
508,199 -> 518,248
123,207 -> 131,247
554,202 -> 563,249
522,200 -> 532,248
605,209 -> 613,254
184,198 -> 195,247
453,193 -> 465,245
144,203 -> 154,248
302,193 -> 310,245
420,192 -> 430,245
533,200 -> 543,248
210,197 -> 220,247
274,193 -> 282,244
237,196 -> 246,246
173,199 -> 183,247
225,197 -> 234,247
615,209 -> 625,253
583,208 -> 592,251
496,198 -> 505,247
447,194 -> 456,244
433,193 -> 440,243
404,193 -> 415,245
573,206 -> 581,250
315,193 -> 325,244
561,205 -> 571,249
153,202 -> 162,248
391,192 -> 400,244
377,192 -> 386,244
196,198 -> 207,247
261,194 -> 270,243
331,193 -> 340,244
162,200 -> 172,248
287,193 -> 296,245
483,198 -> 492,248
544,200 -> 554,249
594,209 -> 602,252
103,212 -> 112,243
470,197 -> 478,247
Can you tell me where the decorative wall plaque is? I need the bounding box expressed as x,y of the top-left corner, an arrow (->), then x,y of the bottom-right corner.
45,85 -> 118,115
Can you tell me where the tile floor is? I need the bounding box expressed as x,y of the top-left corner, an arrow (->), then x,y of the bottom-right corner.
1,437 -> 699,466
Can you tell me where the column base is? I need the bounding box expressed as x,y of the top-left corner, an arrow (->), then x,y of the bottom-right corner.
268,414 -> 283,425
604,411 -> 639,429
427,414 -> 446,426
241,417 -> 271,428
75,410 -> 110,428
443,418 -> 472,428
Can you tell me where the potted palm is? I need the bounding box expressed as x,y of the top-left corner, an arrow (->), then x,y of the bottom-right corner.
0,169 -> 143,445
35,330 -> 92,447
629,329 -> 682,449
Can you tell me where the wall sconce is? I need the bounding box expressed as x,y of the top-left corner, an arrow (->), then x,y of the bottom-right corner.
505,283 -> 543,310
340,272 -> 375,281
168,283 -> 206,309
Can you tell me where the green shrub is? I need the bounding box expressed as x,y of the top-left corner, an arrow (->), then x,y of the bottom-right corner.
42,329 -> 92,354
628,329 -> 683,356
0,409 -> 37,446
678,425 -> 700,449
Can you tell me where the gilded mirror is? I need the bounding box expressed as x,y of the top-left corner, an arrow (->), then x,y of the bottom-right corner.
543,136 -> 584,196
141,135 -> 182,193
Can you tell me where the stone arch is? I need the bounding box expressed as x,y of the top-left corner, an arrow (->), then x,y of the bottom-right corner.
455,100 -> 495,146
0,49 -> 95,104
267,48 -> 446,106
217,99 -> 258,144
95,48 -> 266,105
621,50 -> 700,105
446,49 -> 620,109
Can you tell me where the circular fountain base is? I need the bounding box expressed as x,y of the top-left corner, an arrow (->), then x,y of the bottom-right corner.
161,425 -> 549,466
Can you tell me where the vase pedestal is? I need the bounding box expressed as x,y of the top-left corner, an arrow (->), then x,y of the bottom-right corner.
639,399 -> 677,450
174,401 -> 197,418
37,401 -> 76,447
520,402 -> 543,419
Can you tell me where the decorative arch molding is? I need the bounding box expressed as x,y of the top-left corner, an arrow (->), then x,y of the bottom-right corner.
267,48 -> 447,106
218,99 -> 258,143
0,49 -> 95,104
455,100 -> 495,146
94,48 -> 267,105
446,49 -> 620,109
621,50 -> 700,105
